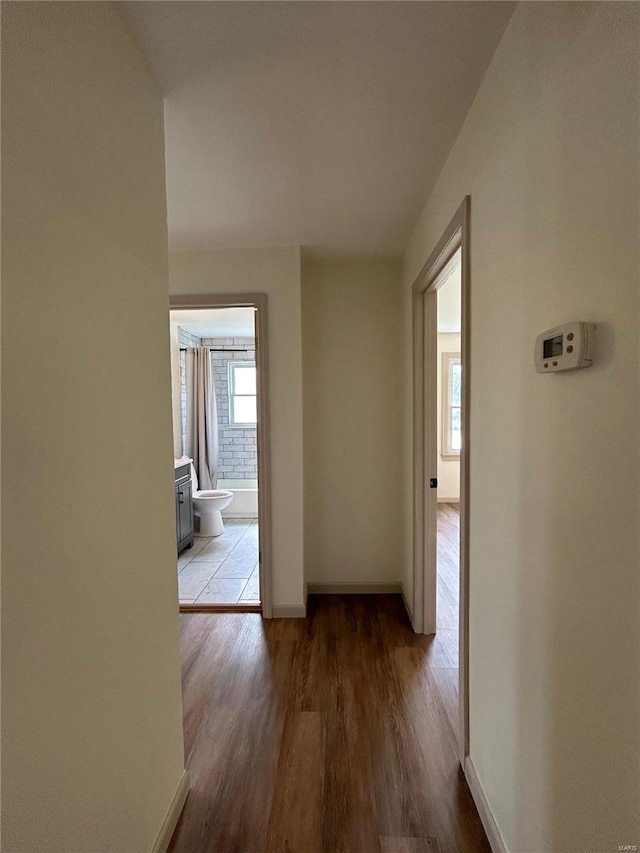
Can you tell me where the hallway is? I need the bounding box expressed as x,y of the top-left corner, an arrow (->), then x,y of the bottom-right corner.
169,594 -> 487,853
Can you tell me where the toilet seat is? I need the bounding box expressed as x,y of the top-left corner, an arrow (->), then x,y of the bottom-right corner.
194,489 -> 233,501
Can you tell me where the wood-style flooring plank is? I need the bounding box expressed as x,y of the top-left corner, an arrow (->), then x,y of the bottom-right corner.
265,711 -> 325,853
431,666 -> 460,743
169,591 -> 488,853
169,620 -> 296,853
392,647 -> 488,853
380,838 -> 440,853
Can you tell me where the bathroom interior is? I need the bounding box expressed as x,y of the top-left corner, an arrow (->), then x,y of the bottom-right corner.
169,307 -> 260,608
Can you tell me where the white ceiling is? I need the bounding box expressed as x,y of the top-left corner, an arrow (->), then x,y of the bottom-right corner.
119,1 -> 514,256
171,307 -> 255,338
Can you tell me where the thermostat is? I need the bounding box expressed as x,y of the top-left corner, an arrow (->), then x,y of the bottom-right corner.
535,322 -> 595,373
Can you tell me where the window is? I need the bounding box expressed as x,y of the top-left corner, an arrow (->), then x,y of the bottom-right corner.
228,362 -> 257,426
442,352 -> 461,457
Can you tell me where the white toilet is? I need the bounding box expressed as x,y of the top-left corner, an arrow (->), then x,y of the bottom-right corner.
190,463 -> 234,537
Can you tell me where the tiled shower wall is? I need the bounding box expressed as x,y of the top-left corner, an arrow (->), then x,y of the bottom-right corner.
179,328 -> 202,455
202,337 -> 257,481
178,330 -> 257,481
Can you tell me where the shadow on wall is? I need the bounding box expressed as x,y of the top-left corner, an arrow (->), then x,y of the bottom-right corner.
512,7 -> 639,847
516,322 -> 639,849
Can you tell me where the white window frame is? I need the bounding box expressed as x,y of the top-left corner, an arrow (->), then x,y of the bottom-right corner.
441,352 -> 461,458
228,361 -> 257,427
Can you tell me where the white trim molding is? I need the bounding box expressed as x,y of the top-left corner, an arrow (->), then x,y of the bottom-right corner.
307,582 -> 402,594
412,195 -> 471,765
464,757 -> 508,853
170,292 -> 273,618
150,770 -> 190,853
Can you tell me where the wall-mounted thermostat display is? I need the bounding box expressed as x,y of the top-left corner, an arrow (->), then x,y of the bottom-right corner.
534,322 -> 596,373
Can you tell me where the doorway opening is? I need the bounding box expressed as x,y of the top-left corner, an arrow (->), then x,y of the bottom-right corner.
412,197 -> 470,765
435,248 -> 462,742
169,294 -> 272,617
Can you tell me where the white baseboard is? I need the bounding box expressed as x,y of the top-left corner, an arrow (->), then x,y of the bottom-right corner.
150,770 -> 190,853
306,582 -> 402,594
272,604 -> 306,617
437,496 -> 460,503
464,757 -> 507,853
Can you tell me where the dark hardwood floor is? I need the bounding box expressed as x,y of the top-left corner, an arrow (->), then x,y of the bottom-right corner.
170,514 -> 486,853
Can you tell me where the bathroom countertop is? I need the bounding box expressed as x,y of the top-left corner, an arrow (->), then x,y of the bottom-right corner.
174,457 -> 193,468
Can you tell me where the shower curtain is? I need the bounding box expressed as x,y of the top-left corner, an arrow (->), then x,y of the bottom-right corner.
185,347 -> 218,490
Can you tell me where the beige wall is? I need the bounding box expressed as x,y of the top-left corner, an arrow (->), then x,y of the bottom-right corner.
1,4 -> 185,852
436,333 -> 461,502
302,258 -> 404,586
403,3 -> 639,850
169,247 -> 304,607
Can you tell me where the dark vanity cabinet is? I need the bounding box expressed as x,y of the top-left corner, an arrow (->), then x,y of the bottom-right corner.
175,463 -> 194,554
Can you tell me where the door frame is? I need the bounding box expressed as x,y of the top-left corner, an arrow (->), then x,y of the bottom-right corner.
412,196 -> 470,762
170,292 -> 273,619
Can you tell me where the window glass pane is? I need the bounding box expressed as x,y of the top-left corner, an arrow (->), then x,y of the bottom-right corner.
451,362 -> 462,407
451,406 -> 461,451
233,395 -> 256,424
233,365 -> 256,395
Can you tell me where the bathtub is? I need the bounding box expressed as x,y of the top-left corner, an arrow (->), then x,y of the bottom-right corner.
219,479 -> 259,518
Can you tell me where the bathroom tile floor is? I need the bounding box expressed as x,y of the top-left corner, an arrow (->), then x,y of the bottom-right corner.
177,518 -> 259,606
